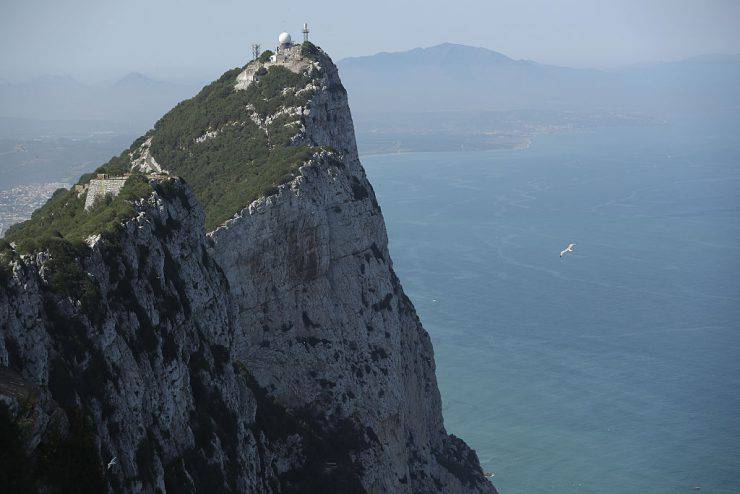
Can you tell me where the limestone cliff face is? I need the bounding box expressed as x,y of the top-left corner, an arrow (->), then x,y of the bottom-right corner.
0,44 -> 496,493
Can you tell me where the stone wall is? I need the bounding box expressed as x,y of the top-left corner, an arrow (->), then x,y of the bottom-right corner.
84,177 -> 128,210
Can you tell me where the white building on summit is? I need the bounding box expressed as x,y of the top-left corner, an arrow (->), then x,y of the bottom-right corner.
270,31 -> 297,63
278,32 -> 292,48
238,28 -> 313,89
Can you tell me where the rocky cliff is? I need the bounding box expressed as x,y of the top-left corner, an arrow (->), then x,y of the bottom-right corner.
0,42 -> 496,493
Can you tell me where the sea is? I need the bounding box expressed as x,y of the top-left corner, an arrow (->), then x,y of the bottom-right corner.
361,117 -> 740,493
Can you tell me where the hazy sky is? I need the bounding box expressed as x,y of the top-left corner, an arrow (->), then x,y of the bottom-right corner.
2,0 -> 739,82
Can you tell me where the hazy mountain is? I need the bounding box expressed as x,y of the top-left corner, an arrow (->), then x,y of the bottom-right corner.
20,74 -> 84,89
613,54 -> 740,114
0,73 -> 201,136
338,43 -> 740,118
112,71 -> 171,89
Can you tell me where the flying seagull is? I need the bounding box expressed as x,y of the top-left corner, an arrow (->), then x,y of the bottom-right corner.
107,456 -> 117,470
560,243 -> 575,258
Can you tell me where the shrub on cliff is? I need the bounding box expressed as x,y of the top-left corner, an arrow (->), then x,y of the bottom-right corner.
258,50 -> 274,63
301,41 -> 321,59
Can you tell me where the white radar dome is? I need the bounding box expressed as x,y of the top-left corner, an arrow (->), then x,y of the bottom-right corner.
278,32 -> 292,45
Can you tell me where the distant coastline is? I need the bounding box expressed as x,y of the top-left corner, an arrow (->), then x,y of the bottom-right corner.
354,109 -> 660,156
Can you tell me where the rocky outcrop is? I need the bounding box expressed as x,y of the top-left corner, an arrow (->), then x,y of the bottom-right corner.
0,44 -> 496,493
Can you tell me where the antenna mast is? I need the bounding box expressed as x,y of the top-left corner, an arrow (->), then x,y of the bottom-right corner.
302,22 -> 310,43
251,43 -> 261,60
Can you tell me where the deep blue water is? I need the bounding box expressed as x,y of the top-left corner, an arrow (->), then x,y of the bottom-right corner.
362,120 -> 740,493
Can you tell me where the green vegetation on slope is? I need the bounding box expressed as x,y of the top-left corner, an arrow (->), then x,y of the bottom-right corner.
2,173 -> 151,309
4,173 -> 152,253
1,58 -> 321,294
0,240 -> 18,283
148,64 -> 317,230
4,60 -> 320,246
300,41 -> 321,59
4,59 -> 320,249
258,50 -> 274,63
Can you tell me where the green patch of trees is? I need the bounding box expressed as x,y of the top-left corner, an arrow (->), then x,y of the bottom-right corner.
148,64 -> 317,230
4,173 -> 152,253
300,41 -> 321,59
258,50 -> 274,63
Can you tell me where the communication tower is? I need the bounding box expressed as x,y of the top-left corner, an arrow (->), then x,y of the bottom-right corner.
302,22 -> 310,43
251,43 -> 261,60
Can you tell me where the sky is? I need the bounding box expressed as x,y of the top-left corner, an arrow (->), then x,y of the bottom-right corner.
1,0 -> 739,82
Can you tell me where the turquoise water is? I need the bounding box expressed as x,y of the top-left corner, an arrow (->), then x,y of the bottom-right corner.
362,120 -> 740,493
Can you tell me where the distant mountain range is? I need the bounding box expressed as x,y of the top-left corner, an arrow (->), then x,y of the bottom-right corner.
0,72 -> 201,136
112,71 -> 172,89
338,43 -> 740,117
1,44 -> 738,141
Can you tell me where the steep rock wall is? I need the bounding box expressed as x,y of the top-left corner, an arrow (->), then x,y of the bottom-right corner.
209,46 -> 494,493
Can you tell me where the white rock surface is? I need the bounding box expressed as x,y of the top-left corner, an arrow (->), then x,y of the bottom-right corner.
130,137 -> 164,173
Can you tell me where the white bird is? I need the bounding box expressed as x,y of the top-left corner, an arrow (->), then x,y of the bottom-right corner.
560,243 -> 575,258
107,456 -> 117,470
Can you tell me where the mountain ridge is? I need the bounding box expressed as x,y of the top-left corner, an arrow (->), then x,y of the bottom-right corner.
341,42 -> 740,68
338,43 -> 740,116
3,44 -> 737,133
113,72 -> 172,89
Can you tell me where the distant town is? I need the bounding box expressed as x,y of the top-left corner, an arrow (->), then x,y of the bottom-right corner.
0,182 -> 68,235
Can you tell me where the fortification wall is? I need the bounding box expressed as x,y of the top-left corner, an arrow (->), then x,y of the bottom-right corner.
84,177 -> 128,210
